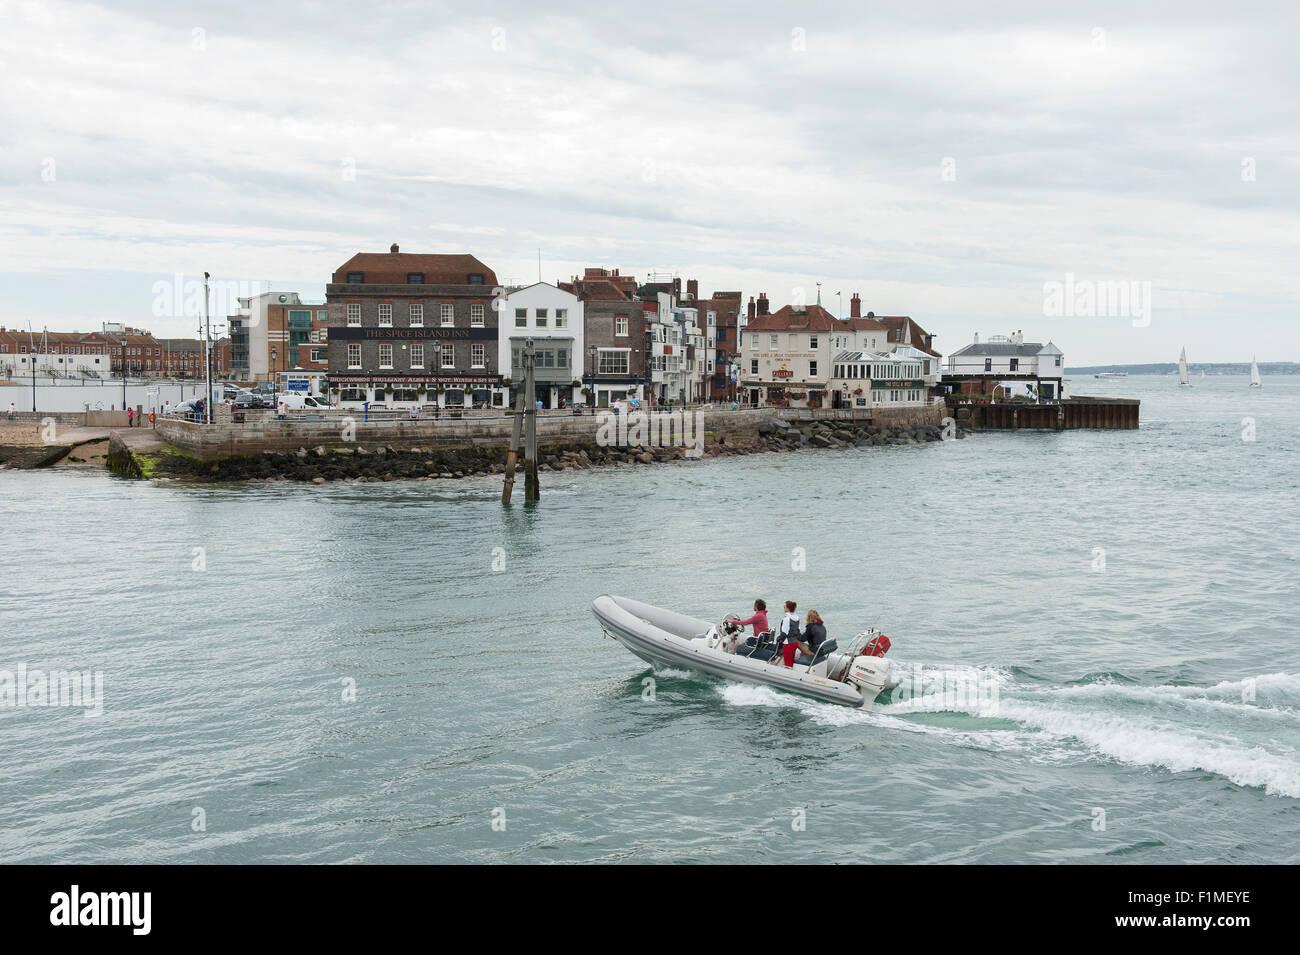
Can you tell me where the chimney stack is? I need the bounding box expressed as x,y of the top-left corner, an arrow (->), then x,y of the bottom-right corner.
850,293 -> 861,318
747,296 -> 756,320
687,279 -> 698,301
757,293 -> 769,315
390,243 -> 399,254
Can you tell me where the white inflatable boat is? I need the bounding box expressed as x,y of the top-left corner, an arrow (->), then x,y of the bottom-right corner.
591,594 -> 896,709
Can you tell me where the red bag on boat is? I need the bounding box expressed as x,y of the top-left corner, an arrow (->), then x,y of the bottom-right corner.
863,635 -> 891,657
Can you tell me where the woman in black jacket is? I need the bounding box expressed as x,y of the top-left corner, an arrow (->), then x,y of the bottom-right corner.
799,610 -> 827,658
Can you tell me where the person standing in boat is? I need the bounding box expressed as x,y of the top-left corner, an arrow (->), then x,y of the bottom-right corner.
779,601 -> 802,667
731,599 -> 769,649
798,610 -> 826,659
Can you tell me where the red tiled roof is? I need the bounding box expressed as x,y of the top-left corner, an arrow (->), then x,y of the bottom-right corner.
876,316 -> 940,357
743,304 -> 840,332
843,316 -> 889,335
571,279 -> 630,301
331,252 -> 498,286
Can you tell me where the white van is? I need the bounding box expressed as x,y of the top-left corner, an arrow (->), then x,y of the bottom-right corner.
275,393 -> 329,411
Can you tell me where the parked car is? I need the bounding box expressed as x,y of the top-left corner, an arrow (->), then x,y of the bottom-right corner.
171,400 -> 201,418
233,394 -> 271,410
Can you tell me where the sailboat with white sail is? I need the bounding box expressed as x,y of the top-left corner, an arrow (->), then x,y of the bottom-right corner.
1178,348 -> 1191,387
1250,356 -> 1262,388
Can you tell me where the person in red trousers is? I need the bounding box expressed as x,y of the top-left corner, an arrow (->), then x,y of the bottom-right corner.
779,601 -> 802,667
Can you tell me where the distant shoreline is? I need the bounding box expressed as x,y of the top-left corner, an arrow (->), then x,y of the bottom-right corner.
1068,362 -> 1298,376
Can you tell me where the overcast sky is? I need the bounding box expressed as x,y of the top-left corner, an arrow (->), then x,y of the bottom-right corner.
1,0 -> 1296,365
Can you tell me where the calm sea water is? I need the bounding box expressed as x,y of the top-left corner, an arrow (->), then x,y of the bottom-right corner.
2,375 -> 1298,864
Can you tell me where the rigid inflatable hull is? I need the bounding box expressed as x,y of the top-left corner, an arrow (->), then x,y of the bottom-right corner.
591,594 -> 867,708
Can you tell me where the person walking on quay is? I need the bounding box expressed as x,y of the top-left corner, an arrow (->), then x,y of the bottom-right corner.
409,404 -> 419,421
7,401 -> 14,420
127,407 -> 135,428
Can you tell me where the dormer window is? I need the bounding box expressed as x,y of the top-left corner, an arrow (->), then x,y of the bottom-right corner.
467,273 -> 485,285
346,272 -> 365,284
406,273 -> 425,284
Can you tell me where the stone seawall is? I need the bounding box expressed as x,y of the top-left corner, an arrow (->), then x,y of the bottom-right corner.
3,410 -> 95,428
143,413 -> 961,483
154,405 -> 947,462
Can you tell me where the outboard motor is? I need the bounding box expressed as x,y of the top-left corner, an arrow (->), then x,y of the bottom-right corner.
843,631 -> 893,705
846,655 -> 891,704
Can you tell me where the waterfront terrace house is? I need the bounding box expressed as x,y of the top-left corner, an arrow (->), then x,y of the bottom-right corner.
327,246 -> 500,410
651,293 -> 706,405
833,296 -> 942,384
498,283 -> 584,409
561,269 -> 650,407
828,351 -> 930,411
945,331 -> 1066,400
682,282 -> 742,402
739,297 -> 839,408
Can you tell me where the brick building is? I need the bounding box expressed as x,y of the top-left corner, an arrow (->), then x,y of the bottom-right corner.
560,268 -> 651,407
97,325 -> 162,376
326,245 -> 501,409
156,338 -> 205,378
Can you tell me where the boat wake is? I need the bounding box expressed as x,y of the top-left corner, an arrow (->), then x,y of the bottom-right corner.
716,665 -> 1300,798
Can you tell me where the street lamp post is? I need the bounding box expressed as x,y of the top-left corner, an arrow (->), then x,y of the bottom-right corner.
27,322 -> 36,413
203,271 -> 214,424
431,339 -> 440,419
587,344 -> 598,413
